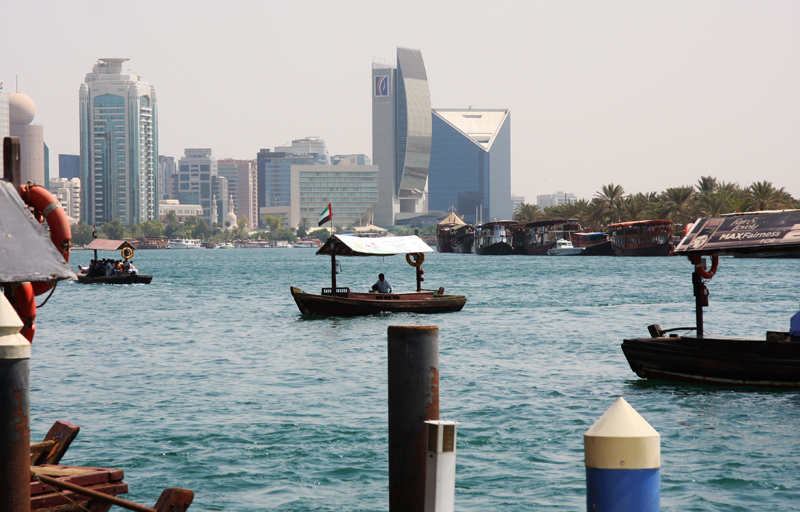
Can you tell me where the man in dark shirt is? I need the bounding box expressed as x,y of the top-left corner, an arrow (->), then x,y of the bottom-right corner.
372,273 -> 393,293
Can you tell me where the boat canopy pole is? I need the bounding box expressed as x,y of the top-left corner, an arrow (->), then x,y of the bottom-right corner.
330,237 -> 337,292
692,271 -> 704,339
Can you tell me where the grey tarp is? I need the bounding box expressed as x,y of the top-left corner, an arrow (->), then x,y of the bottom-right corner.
0,180 -> 76,284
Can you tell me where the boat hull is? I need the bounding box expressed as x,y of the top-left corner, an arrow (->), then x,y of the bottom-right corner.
613,243 -> 673,256
547,248 -> 584,256
475,242 -> 514,255
290,287 -> 466,316
621,335 -> 800,388
580,241 -> 615,256
77,274 -> 153,285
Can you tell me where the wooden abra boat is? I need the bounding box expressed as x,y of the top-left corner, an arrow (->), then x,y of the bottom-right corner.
78,239 -> 153,284
291,235 -> 466,316
621,210 -> 800,387
608,219 -> 674,256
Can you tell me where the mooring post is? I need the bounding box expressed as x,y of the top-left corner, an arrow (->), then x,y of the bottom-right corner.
388,325 -> 440,512
0,292 -> 32,512
692,271 -> 704,339
584,397 -> 660,512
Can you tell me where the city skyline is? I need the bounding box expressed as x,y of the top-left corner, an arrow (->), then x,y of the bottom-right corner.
1,1 -> 798,204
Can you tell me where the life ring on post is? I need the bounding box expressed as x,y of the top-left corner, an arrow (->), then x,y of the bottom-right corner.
19,184 -> 72,296
121,247 -> 134,260
12,282 -> 36,343
406,253 -> 425,267
691,253 -> 718,280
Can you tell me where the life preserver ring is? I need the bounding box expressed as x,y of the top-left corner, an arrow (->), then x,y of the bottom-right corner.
19,184 -> 71,296
690,253 -> 718,280
406,253 -> 424,267
121,247 -> 134,260
12,282 -> 36,343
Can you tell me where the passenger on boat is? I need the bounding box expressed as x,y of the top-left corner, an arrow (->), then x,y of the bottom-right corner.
372,273 -> 393,293
791,306 -> 800,342
129,262 -> 138,275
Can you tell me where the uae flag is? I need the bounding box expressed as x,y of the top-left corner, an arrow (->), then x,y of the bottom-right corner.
318,204 -> 332,226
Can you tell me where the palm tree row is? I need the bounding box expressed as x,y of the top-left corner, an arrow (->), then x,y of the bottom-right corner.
513,178 -> 797,232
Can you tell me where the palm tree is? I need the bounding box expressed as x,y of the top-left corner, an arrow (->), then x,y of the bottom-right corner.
297,217 -> 311,232
513,203 -> 540,223
698,191 -> 729,217
745,181 -> 793,211
663,186 -> 695,225
593,184 -> 626,225
696,176 -> 718,195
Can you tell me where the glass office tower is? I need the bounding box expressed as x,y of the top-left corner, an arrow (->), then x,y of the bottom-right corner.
79,58 -> 158,225
372,47 -> 432,226
428,109 -> 512,224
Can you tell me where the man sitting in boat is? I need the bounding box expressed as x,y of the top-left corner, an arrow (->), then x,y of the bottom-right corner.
371,273 -> 393,293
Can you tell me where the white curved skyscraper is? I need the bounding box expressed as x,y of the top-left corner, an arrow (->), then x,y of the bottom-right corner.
79,58 -> 158,225
372,47 -> 432,226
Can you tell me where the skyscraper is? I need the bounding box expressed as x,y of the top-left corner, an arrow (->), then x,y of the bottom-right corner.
428,108 -> 512,223
79,58 -> 158,225
372,47 -> 432,226
157,155 -> 176,200
172,148 -> 228,227
218,158 -> 257,228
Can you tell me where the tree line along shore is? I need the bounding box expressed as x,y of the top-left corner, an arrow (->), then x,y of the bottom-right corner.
513,178 -> 799,231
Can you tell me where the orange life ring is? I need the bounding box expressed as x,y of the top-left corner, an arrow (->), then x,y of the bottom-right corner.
19,184 -> 71,296
121,247 -> 134,259
406,252 -> 424,267
12,282 -> 36,343
690,253 -> 718,280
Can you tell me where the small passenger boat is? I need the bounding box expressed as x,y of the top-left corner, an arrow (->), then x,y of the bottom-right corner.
608,219 -> 674,256
78,239 -> 153,284
168,238 -> 202,249
290,234 -> 467,316
621,210 -> 800,387
547,239 -> 584,256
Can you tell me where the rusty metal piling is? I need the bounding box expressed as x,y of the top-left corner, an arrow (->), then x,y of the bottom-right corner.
0,293 -> 32,511
388,325 -> 440,512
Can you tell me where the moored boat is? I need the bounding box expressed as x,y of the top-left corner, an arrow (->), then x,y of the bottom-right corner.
452,224 -> 475,253
168,238 -> 202,249
474,221 -> 525,255
608,219 -> 674,256
570,231 -> 614,256
436,207 -> 469,253
621,209 -> 800,387
290,234 -> 467,316
524,219 -> 582,255
546,239 -> 584,256
78,239 -> 153,284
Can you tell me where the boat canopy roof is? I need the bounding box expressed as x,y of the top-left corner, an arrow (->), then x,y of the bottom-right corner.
608,219 -> 672,228
525,218 -> 580,228
317,234 -> 434,257
0,181 -> 76,284
85,239 -> 136,251
438,211 -> 466,226
675,210 -> 800,256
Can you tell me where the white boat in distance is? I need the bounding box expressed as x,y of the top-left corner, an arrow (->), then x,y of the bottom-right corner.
169,239 -> 202,249
547,239 -> 584,256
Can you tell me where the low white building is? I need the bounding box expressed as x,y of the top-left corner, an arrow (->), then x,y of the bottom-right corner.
159,199 -> 203,223
537,191 -> 577,209
48,177 -> 81,221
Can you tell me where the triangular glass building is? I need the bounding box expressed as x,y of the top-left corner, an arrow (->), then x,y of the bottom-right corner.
429,108 -> 511,224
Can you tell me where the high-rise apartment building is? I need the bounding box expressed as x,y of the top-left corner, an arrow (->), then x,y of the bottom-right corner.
79,58 -> 158,225
372,47 -> 432,226
172,148 -> 228,227
158,155 -> 176,200
218,158 -> 257,228
48,177 -> 81,220
428,108 -> 512,223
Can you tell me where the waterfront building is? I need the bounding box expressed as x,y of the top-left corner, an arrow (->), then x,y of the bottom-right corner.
372,47 -> 432,226
260,164 -> 379,231
158,199 -> 204,223
59,154 -> 80,180
218,158 -> 257,228
158,155 -> 176,200
172,148 -> 228,227
9,92 -> 45,185
428,108 -> 512,224
256,137 -> 329,228
48,177 -> 81,221
537,191 -> 577,209
79,58 -> 158,225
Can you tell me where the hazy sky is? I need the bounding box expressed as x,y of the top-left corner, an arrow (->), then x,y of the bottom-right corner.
2,0 -> 798,203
